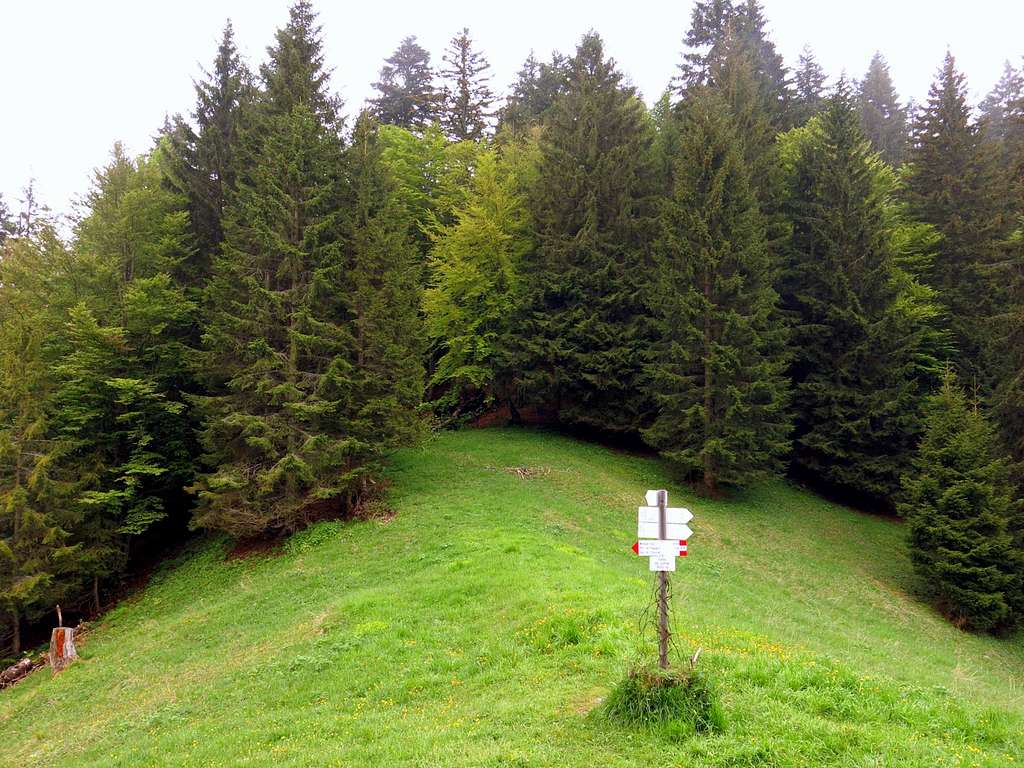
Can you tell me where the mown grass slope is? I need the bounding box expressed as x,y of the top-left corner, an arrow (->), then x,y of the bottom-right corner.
1,428 -> 1022,767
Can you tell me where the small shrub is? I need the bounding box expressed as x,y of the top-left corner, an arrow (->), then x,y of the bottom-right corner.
603,664 -> 725,736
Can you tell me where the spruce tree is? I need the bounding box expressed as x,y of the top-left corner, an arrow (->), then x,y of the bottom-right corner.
992,221 -> 1024,478
343,113 -> 426,463
0,193 -> 13,246
857,52 -> 907,166
497,51 -> 568,135
678,0 -> 791,129
371,36 -> 439,131
514,32 -> 656,432
165,20 -> 252,288
440,28 -> 495,142
980,61 -> 1024,143
424,147 -> 534,418
902,53 -> 1010,388
643,89 -> 790,493
899,368 -> 1022,631
792,45 -> 827,126
192,4 -> 372,536
783,81 -> 937,504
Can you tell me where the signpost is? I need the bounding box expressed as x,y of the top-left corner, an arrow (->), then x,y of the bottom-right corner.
631,490 -> 692,669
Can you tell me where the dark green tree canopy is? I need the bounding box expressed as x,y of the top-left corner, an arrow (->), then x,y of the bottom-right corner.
857,52 -> 907,166
371,35 -> 439,131
792,45 -> 827,125
440,28 -> 495,142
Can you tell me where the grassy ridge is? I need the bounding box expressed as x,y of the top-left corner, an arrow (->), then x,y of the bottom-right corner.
0,428 -> 1022,766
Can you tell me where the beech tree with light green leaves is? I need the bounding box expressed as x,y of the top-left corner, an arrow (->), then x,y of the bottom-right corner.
425,147 -> 534,420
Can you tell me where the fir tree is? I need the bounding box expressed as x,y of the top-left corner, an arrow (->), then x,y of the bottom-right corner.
980,60 -> 1024,142
0,193 -> 13,246
343,113 -> 426,462
900,368 -> 1022,631
424,146 -> 534,419
192,5 -> 371,536
792,45 -> 827,126
643,89 -> 790,493
440,28 -> 495,142
497,51 -> 569,135
371,36 -> 439,131
782,81 -> 938,504
902,52 -> 1010,387
165,20 -> 252,288
678,0 -> 791,129
991,221 -> 1024,479
514,32 -> 656,432
857,53 -> 907,167
261,1 -> 341,128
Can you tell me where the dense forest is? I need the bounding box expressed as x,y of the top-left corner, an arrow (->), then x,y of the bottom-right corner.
2,0 -> 1023,656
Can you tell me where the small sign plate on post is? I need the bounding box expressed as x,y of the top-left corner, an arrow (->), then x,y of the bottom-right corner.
649,551 -> 676,571
637,520 -> 693,540
638,506 -> 693,524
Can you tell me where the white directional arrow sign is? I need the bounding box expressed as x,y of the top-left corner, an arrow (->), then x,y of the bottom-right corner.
637,506 -> 693,525
644,489 -> 662,506
638,520 -> 693,540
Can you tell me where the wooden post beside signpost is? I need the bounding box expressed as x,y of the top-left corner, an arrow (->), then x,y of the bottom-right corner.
632,490 -> 693,670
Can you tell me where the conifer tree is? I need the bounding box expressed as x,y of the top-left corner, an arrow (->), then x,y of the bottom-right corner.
0,193 -> 13,246
900,368 -> 1022,631
992,221 -> 1024,479
425,147 -> 534,418
792,45 -> 827,125
371,36 -> 439,131
643,89 -> 790,493
678,0 -> 791,129
343,113 -> 426,462
783,81 -> 938,504
980,61 -> 1024,142
440,28 -> 495,142
165,20 -> 252,288
857,52 -> 907,166
514,32 -> 656,432
902,53 -> 1009,387
497,51 -> 568,135
192,4 -> 374,536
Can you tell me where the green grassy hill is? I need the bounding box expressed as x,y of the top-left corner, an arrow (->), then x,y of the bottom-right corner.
1,428 -> 1022,767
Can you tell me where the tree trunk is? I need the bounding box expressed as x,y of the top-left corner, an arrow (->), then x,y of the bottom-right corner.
93,575 -> 100,615
48,626 -> 77,675
10,609 -> 19,657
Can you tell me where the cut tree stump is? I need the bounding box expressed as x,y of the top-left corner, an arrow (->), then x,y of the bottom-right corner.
48,626 -> 77,675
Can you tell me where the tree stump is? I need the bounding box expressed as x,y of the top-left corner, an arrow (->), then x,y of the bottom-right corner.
48,626 -> 77,675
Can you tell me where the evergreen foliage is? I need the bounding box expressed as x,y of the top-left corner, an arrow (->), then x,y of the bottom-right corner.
514,32 -> 656,432
792,45 -> 827,126
371,36 -> 439,131
903,53 -> 1010,389
498,51 -> 569,134
782,82 -> 939,504
678,0 -> 791,129
439,28 -> 495,142
643,89 -> 790,493
857,53 -> 907,166
164,21 -> 251,288
900,368 -> 1022,631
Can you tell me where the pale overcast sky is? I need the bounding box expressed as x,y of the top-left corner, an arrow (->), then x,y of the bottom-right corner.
2,0 -> 1023,219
